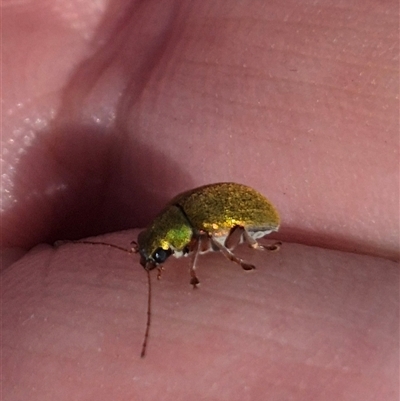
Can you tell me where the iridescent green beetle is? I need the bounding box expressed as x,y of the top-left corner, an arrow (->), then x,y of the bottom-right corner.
136,182 -> 281,286
57,182 -> 280,357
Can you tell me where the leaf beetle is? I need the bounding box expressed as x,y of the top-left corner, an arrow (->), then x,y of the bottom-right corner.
136,182 -> 281,286
56,182 -> 281,357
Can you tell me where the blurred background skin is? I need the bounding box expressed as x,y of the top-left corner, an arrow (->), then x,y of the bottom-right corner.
2,1 -> 398,400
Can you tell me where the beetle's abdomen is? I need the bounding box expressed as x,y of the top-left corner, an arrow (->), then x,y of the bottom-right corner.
174,183 -> 280,235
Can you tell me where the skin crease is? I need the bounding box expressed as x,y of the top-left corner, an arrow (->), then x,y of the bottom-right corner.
2,1 -> 399,400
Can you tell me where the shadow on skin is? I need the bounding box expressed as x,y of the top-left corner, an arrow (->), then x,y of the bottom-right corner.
1,123 -> 193,249
1,1 -> 192,250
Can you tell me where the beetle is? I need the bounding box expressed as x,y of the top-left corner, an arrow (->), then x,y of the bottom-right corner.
57,182 -> 281,357
137,182 -> 281,286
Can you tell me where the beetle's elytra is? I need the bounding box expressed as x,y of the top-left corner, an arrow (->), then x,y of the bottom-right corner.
137,182 -> 281,286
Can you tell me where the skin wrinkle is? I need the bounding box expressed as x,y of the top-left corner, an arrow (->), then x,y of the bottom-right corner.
2,0 -> 399,400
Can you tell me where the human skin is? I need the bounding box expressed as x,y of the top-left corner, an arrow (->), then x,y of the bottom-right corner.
2,1 -> 399,400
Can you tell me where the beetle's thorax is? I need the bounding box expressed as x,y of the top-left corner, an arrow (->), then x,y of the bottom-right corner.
138,204 -> 193,265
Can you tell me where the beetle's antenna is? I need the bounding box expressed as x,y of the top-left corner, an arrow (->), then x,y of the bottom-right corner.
54,240 -> 137,254
141,267 -> 152,358
55,239 -> 151,358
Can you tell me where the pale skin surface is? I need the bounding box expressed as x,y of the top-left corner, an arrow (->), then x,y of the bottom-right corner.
2,1 -> 399,400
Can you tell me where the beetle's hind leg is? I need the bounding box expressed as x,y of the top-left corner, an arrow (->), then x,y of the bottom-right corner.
210,232 -> 255,271
223,225 -> 245,250
243,230 -> 281,252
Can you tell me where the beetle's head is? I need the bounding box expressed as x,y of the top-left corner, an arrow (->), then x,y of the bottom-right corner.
137,229 -> 173,271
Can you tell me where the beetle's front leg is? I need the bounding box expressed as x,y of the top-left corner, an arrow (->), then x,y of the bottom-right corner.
156,266 -> 164,280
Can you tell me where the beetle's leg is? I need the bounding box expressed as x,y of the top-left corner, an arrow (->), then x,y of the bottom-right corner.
210,235 -> 255,271
130,241 -> 139,253
156,266 -> 164,280
243,230 -> 282,252
188,237 -> 203,287
224,225 -> 245,250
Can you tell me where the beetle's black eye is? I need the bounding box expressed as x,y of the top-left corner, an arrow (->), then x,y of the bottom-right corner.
152,247 -> 172,264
